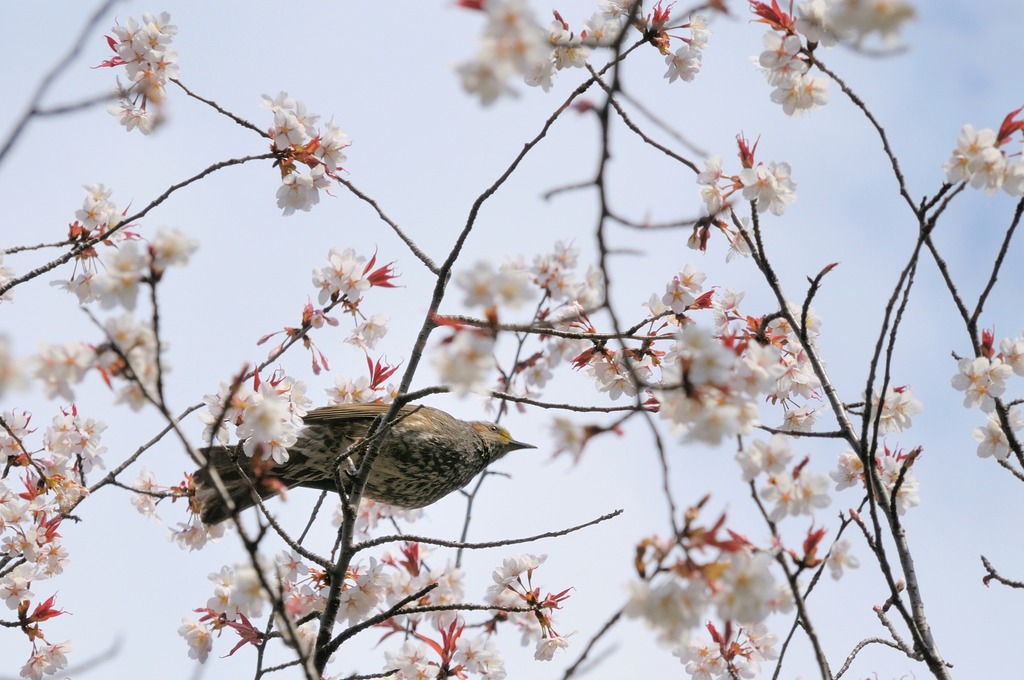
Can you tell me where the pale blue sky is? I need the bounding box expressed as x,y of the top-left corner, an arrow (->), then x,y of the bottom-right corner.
2,1 -> 1023,678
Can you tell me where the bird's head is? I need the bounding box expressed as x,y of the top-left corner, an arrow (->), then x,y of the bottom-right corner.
471,421 -> 536,460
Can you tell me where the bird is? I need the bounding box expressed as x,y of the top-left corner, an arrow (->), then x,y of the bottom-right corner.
192,403 -> 535,524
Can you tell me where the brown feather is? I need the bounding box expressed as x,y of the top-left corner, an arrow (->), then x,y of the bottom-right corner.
193,403 -> 535,524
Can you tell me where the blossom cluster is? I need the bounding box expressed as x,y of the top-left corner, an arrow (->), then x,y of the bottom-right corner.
56,184 -> 134,282
58,184 -> 196,307
673,623 -> 779,679
870,384 -> 924,434
696,143 -> 797,220
312,247 -> 394,307
367,550 -> 568,678
17,638 -> 72,680
259,247 -> 397,375
510,243 -> 605,391
653,325 -> 780,444
756,28 -> 828,116
530,240 -> 602,308
437,257 -> 543,397
57,184 -> 135,301
737,434 -> 831,520
0,406 -> 109,677
663,14 -> 711,84
798,0 -> 916,46
832,444 -> 921,515
625,499 -> 855,677
485,553 -> 572,661
646,272 -> 823,445
377,543 -> 467,629
177,542 -> 568,677
437,241 -> 603,398
181,371 -> 309,548
748,1 -> 826,116
624,518 -> 787,674
325,369 -> 397,406
262,92 -> 350,215
0,407 -> 98,524
180,559 -> 274,662
383,625 -> 506,680
954,330 -> 1024,460
455,0 -> 630,104
180,549 -> 388,662
99,12 -> 179,134
94,314 -> 164,410
198,370 -> 310,465
942,110 -> 1024,197
759,0 -> 917,48
30,341 -> 94,404
129,467 -> 227,554
751,0 -> 915,116
128,467 -> 165,519
32,313 -> 168,412
438,246 -> 828,447
457,260 -> 536,311
434,328 -> 499,397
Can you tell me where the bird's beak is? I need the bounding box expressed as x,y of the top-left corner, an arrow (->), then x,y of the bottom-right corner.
508,439 -> 537,452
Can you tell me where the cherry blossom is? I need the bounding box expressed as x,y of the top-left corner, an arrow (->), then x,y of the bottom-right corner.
673,636 -> 727,679
827,0 -> 916,45
31,341 -> 94,402
951,355 -> 1011,412
548,417 -> 587,463
661,264 -> 707,313
1002,333 -> 1024,375
151,227 -> 198,272
43,408 -> 108,474
758,31 -> 808,85
456,0 -> 549,104
795,0 -> 840,46
456,260 -> 536,309
879,452 -> 920,514
313,247 -> 371,305
770,72 -> 829,116
739,161 -> 797,216
262,93 -> 347,214
870,385 -> 923,434
178,617 -> 213,663
383,640 -> 440,679
972,407 -> 1023,460
534,634 -> 571,661
454,633 -> 507,674
92,241 -> 148,310
625,577 -> 708,644
736,434 -> 794,482
826,538 -> 860,580
101,12 -> 178,134
830,449 -> 864,490
130,468 -> 161,518
346,314 -> 390,351
942,123 -> 1024,197
664,45 -> 702,83
433,330 -> 497,396
713,551 -> 776,623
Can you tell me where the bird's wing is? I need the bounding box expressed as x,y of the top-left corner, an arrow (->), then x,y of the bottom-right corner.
302,403 -> 422,424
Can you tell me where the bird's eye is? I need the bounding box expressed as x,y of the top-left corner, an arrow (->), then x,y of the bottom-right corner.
490,425 -> 499,432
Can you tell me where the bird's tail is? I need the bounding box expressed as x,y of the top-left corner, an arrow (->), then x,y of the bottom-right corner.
192,447 -> 285,525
